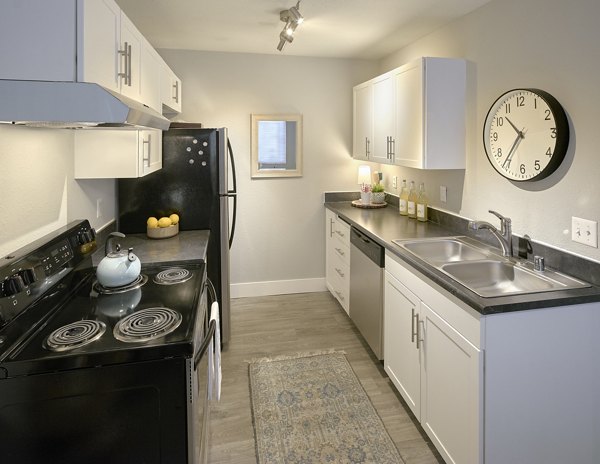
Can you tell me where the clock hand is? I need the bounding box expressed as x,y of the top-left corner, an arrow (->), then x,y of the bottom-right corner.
502,131 -> 525,169
505,116 -> 521,135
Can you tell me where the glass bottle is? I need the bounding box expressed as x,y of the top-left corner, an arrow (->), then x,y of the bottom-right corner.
399,179 -> 408,216
407,181 -> 417,219
416,183 -> 428,222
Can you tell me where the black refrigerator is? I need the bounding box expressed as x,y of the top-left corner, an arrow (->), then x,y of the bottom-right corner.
117,124 -> 236,343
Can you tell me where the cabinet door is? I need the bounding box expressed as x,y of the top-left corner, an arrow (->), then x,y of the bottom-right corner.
77,0 -> 121,92
161,64 -> 182,114
420,302 -> 482,464
393,60 -> 423,168
139,130 -> 162,177
352,83 -> 373,161
384,271 -> 421,420
372,74 -> 395,164
140,44 -> 162,112
119,13 -> 143,102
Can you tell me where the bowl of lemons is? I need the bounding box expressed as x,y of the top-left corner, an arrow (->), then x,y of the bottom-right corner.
146,214 -> 180,239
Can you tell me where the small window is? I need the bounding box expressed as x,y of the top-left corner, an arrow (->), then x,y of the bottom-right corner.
251,114 -> 302,178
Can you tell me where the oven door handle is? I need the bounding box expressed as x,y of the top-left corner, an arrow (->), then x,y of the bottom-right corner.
194,319 -> 216,370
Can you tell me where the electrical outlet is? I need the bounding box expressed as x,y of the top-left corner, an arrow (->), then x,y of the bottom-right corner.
96,198 -> 102,219
440,185 -> 447,203
572,216 -> 598,247
392,176 -> 398,189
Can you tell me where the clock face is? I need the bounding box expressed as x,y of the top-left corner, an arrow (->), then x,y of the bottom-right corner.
483,88 -> 569,181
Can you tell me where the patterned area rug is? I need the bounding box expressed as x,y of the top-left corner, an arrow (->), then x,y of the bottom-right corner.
249,352 -> 405,463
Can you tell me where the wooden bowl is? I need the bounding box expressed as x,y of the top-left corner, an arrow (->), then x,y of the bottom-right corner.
147,223 -> 179,239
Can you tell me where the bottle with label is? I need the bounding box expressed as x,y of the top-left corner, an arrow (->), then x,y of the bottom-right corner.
416,182 -> 428,222
399,179 -> 408,216
407,181 -> 417,219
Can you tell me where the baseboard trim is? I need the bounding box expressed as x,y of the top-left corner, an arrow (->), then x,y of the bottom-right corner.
231,278 -> 327,298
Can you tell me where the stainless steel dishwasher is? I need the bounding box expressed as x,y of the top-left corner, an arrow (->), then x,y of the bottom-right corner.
349,227 -> 385,360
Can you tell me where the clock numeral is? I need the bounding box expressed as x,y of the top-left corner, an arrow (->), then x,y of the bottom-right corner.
546,147 -> 553,157
520,164 -> 526,175
492,132 -> 498,142
496,116 -> 504,126
545,109 -> 551,121
534,160 -> 541,171
495,147 -> 503,158
550,128 -> 557,138
505,103 -> 511,114
516,96 -> 525,107
534,98 -> 538,109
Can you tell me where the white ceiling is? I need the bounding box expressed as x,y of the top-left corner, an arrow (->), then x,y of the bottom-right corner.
115,0 -> 493,59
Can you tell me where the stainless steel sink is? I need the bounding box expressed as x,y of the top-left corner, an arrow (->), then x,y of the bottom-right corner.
398,238 -> 489,263
441,260 -> 558,297
393,237 -> 590,297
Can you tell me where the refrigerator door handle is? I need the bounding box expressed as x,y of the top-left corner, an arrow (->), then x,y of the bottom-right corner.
229,194 -> 237,249
226,138 -> 237,249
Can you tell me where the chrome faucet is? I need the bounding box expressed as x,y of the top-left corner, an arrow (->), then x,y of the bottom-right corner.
468,210 -> 513,257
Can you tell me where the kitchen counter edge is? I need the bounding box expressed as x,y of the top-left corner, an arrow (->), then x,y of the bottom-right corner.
325,202 -> 600,315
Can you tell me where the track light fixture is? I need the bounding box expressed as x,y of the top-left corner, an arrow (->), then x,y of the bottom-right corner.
277,1 -> 304,52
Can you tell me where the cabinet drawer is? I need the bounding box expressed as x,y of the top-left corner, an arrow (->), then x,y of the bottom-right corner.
328,248 -> 350,313
332,241 -> 350,266
333,218 -> 351,247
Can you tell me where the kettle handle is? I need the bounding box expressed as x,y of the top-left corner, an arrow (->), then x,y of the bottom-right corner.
105,232 -> 126,256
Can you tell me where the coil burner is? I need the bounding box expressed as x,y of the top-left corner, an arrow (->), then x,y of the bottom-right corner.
153,268 -> 193,285
93,274 -> 148,295
114,307 -> 182,343
45,320 -> 107,352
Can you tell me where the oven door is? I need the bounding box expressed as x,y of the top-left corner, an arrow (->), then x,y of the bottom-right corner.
190,317 -> 215,464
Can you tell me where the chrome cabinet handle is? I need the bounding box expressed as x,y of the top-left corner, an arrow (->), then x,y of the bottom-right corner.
173,80 -> 179,103
334,290 -> 345,302
335,230 -> 345,238
411,308 -> 417,343
335,268 -> 345,278
118,42 -> 132,86
335,247 -> 345,256
330,218 -> 334,237
365,137 -> 370,158
142,134 -> 151,166
416,317 -> 424,350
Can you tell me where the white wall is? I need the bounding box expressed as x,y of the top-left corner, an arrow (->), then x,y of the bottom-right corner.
376,0 -> 600,261
159,50 -> 377,295
0,126 -> 115,257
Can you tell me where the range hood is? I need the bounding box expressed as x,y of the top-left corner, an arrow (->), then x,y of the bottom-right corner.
0,80 -> 170,131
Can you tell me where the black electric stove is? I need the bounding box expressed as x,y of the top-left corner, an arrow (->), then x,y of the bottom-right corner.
0,220 -> 213,464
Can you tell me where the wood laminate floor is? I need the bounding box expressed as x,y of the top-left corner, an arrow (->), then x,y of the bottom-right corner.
208,292 -> 444,464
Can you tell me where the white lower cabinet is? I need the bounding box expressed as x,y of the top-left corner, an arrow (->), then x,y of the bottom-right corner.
385,251 -> 482,464
74,129 -> 162,178
325,209 -> 350,313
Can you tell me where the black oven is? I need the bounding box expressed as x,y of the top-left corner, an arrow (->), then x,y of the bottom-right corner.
0,220 -> 214,463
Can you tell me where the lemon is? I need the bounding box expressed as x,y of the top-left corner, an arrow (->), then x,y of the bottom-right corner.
169,213 -> 180,225
147,217 -> 159,228
158,217 -> 172,228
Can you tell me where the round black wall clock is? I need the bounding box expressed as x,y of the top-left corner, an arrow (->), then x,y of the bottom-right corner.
483,88 -> 569,181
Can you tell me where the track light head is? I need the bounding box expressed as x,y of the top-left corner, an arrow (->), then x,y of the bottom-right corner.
276,1 -> 304,52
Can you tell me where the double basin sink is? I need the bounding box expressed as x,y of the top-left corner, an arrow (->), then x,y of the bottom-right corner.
392,237 -> 589,298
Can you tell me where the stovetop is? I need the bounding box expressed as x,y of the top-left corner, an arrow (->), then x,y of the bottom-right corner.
0,221 -> 207,379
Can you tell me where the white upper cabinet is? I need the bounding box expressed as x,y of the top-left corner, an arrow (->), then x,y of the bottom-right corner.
161,64 -> 182,115
352,83 -> 373,161
74,129 -> 162,179
352,57 -> 466,169
372,73 -> 396,164
77,0 -> 121,93
0,0 -> 179,115
394,57 -> 466,169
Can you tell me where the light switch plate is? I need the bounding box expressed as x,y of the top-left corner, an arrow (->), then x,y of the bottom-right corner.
392,176 -> 398,189
440,186 -> 447,203
572,216 -> 598,247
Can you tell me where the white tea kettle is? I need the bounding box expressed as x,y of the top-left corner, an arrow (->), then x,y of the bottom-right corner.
96,232 -> 141,288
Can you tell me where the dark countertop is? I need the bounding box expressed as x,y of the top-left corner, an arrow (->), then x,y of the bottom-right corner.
326,202 -> 600,315
91,230 -> 210,267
